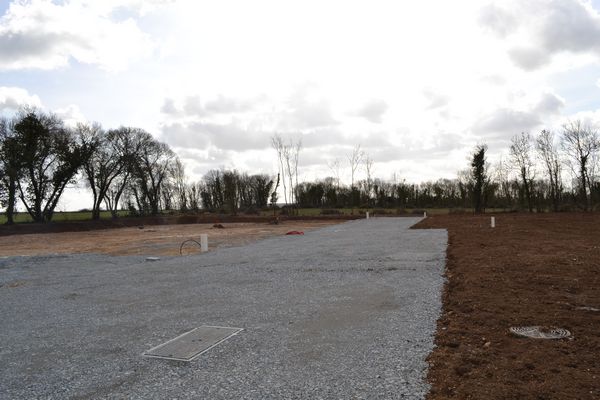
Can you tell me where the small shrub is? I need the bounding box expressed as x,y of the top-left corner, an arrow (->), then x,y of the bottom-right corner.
280,205 -> 296,216
320,208 -> 342,215
243,206 -> 260,215
372,208 -> 389,215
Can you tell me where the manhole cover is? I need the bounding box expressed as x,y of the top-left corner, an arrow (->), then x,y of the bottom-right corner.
143,326 -> 243,361
509,326 -> 571,339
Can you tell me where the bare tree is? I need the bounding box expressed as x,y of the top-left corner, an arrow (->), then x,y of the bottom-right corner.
347,144 -> 363,189
271,134 -> 301,207
187,181 -> 202,211
283,138 -> 301,207
76,123 -> 132,220
270,173 -> 280,217
292,138 -> 301,205
129,133 -> 176,215
493,155 -> 513,210
271,135 -> 288,204
327,158 -> 342,190
589,150 -> 600,205
172,158 -> 188,212
102,127 -> 147,217
222,170 -> 239,215
363,153 -> 374,206
536,129 -> 562,212
510,132 -> 535,212
561,120 -> 599,211
200,169 -> 224,211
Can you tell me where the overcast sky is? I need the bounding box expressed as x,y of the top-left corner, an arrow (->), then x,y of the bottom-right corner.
2,0 -> 600,210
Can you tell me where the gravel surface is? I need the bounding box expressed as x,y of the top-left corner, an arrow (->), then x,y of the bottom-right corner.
0,217 -> 447,399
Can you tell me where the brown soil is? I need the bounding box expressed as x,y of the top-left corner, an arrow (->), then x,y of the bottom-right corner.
414,213 -> 600,400
0,214 -> 359,236
0,220 -> 340,257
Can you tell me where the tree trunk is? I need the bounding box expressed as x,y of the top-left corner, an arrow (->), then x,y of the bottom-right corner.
5,177 -> 16,225
580,161 -> 588,211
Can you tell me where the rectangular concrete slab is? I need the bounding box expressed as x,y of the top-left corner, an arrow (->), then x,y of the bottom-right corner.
143,326 -> 243,361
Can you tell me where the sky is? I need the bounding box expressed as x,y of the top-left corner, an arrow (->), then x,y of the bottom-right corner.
2,0 -> 600,210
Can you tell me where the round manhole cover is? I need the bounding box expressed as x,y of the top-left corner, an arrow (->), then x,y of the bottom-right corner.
509,326 -> 571,339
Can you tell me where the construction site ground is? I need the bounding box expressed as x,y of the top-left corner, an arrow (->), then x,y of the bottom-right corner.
0,220 -> 340,257
414,213 -> 600,400
2,213 -> 599,398
0,218 -> 446,399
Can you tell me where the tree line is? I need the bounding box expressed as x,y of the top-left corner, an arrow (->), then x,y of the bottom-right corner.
293,123 -> 599,213
0,109 -> 283,223
1,108 -> 599,224
468,121 -> 599,213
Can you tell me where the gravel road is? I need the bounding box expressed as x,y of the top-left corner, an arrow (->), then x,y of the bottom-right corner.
0,217 -> 447,399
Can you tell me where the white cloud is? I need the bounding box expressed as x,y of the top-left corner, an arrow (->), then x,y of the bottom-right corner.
472,108 -> 541,142
355,99 -> 388,123
480,0 -> 600,70
0,86 -> 41,111
533,92 -> 565,115
54,104 -> 86,127
4,1 -> 600,190
422,89 -> 450,110
161,120 -> 270,151
0,0 -> 155,71
279,84 -> 338,129
507,47 -> 551,71
160,98 -> 179,115
81,0 -> 176,16
478,3 -> 518,38
161,94 -> 259,117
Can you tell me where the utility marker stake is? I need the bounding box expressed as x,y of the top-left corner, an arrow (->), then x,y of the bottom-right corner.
366,212 -> 369,219
491,216 -> 495,228
200,234 -> 208,252
423,211 -> 427,218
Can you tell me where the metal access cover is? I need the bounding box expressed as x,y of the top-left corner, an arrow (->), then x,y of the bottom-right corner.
144,326 -> 243,361
509,326 -> 571,339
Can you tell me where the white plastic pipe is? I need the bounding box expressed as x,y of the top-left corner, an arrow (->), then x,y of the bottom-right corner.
491,216 -> 495,228
366,212 -> 369,219
200,234 -> 208,252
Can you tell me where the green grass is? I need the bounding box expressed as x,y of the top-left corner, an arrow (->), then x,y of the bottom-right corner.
0,210 -> 128,224
260,207 -> 459,217
0,207 -> 509,225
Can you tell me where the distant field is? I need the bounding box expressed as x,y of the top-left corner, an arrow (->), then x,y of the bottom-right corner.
0,207 -> 504,224
0,210 -> 128,224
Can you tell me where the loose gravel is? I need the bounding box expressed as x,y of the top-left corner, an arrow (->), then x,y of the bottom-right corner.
0,217 -> 446,399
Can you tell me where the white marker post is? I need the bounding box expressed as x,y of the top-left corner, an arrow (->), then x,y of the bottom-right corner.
200,234 -> 208,252
491,216 -> 495,228
366,211 -> 370,219
423,211 -> 427,218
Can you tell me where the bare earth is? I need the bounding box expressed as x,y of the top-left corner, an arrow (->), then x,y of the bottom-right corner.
0,221 -> 341,257
415,213 -> 600,400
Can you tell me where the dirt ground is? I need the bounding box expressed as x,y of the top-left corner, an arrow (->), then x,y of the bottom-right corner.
0,220 -> 340,257
414,213 -> 600,400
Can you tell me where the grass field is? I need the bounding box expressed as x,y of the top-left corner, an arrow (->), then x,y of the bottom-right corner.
0,207 -> 499,224
0,210 -> 128,224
